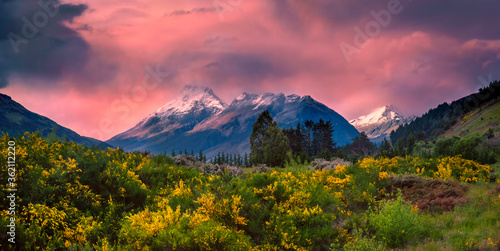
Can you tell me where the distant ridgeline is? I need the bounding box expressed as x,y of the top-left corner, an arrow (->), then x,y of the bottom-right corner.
390,80 -> 500,144
0,93 -> 110,148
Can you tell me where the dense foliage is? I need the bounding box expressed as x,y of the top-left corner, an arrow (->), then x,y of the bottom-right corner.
390,80 -> 500,144
1,133 -> 499,250
282,119 -> 336,161
250,111 -> 291,167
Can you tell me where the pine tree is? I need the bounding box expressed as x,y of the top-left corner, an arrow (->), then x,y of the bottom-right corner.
416,131 -> 426,142
283,122 -> 307,157
263,125 -> 291,167
407,133 -> 416,155
171,149 -> 176,157
217,152 -> 222,165
250,110 -> 291,167
302,120 -> 314,156
295,123 -> 305,153
250,110 -> 275,165
244,152 -> 249,167
378,138 -> 394,157
312,120 -> 321,156
198,150 -> 204,162
351,132 -> 373,157
396,138 -> 405,156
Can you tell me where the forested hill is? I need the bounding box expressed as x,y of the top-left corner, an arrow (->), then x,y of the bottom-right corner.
390,80 -> 500,144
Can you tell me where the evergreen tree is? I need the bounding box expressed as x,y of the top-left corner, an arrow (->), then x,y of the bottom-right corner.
198,150 -> 204,162
263,125 -> 292,167
312,119 -> 335,155
250,110 -> 275,165
396,138 -> 406,156
48,124 -> 59,143
407,133 -> 416,155
302,120 -> 314,156
312,121 -> 321,156
250,110 -> 291,167
238,154 -> 242,166
351,132 -> 373,157
378,138 -> 394,157
244,152 -> 249,167
171,149 -> 175,157
416,131 -> 427,142
283,122 -> 306,157
216,152 -> 222,165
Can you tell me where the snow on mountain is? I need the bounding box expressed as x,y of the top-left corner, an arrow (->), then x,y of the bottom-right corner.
107,87 -> 359,157
285,94 -> 301,103
190,92 -> 286,135
350,105 -> 415,142
108,86 -> 226,141
155,85 -> 227,116
350,105 -> 401,127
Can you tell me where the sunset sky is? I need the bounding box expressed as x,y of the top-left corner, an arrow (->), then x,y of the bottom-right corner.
1,0 -> 499,140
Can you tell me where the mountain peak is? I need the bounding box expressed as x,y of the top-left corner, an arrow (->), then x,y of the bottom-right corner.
0,93 -> 13,104
229,92 -> 286,109
286,94 -> 301,103
350,105 -> 414,142
156,85 -> 227,116
181,85 -> 213,95
350,105 -> 403,127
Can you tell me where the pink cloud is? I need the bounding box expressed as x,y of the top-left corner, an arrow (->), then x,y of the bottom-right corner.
2,0 -> 500,140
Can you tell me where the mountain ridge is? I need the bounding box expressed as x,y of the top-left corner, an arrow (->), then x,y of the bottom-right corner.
0,93 -> 111,147
390,80 -> 500,144
107,86 -> 360,157
350,105 -> 415,143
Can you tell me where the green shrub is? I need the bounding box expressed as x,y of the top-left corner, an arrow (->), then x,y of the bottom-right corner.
340,229 -> 385,251
434,137 -> 459,157
368,191 -> 426,248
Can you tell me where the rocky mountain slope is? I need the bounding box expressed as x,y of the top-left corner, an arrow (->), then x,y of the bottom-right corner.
350,105 -> 415,142
107,86 -> 359,157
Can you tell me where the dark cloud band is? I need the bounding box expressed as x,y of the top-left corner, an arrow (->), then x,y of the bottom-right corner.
0,0 -> 89,88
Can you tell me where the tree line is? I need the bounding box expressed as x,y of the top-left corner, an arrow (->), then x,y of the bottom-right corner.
171,148 -> 250,167
390,80 -> 500,145
249,110 -> 336,167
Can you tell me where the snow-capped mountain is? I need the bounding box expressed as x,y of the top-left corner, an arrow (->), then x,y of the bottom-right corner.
107,86 -> 359,157
349,105 -> 415,142
108,86 -> 226,141
156,85 -> 227,117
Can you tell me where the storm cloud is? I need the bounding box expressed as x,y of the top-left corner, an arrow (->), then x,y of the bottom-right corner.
0,0 -> 89,87
2,0 -> 500,140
